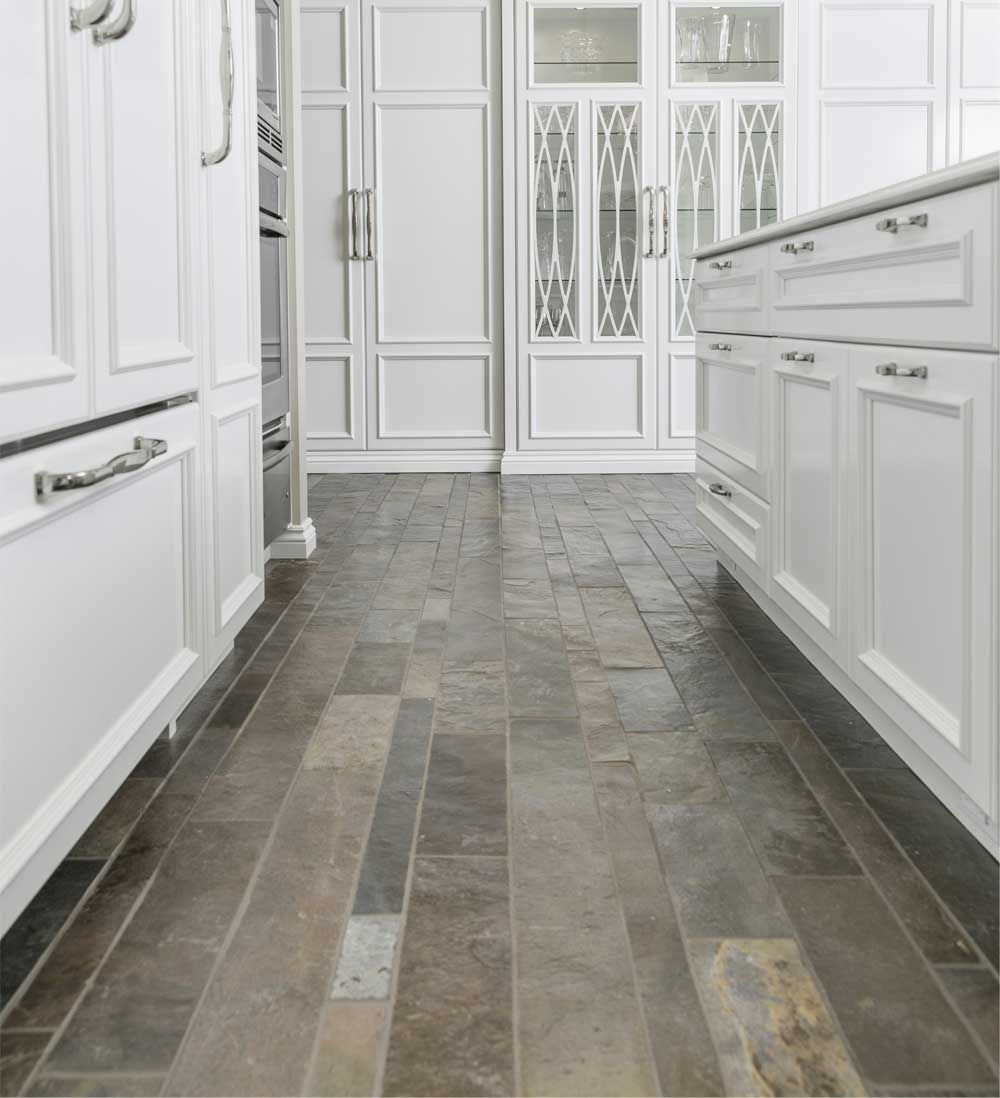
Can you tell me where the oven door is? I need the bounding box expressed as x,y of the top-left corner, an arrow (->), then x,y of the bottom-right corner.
256,0 -> 281,141
259,215 -> 289,424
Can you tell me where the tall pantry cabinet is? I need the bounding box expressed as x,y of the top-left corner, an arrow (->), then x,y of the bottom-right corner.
0,0 -> 263,932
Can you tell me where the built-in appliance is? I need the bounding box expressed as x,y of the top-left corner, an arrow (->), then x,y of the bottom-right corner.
262,417 -> 292,547
255,0 -> 284,163
258,152 -> 290,429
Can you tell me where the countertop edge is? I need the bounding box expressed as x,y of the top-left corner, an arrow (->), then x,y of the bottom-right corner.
691,152 -> 1000,260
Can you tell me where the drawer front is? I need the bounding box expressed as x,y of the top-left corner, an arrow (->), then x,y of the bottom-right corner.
693,242 -> 769,335
695,333 -> 769,500
770,183 -> 997,351
695,458 -> 769,590
0,404 -> 203,929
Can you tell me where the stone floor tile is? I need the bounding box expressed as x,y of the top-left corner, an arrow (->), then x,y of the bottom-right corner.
502,577 -> 559,619
627,733 -> 726,805
936,967 -> 999,1070
69,779 -> 161,860
619,564 -> 683,612
705,626 -> 798,721
689,938 -> 865,1098
443,607 -> 504,664
27,1074 -> 164,1097
433,662 -> 507,735
505,619 -> 576,717
382,857 -> 513,1097
0,1031 -> 50,1097
305,1001 -> 388,1097
606,668 -> 694,732
357,609 -> 421,644
574,681 -> 631,762
335,643 -> 410,695
776,877 -> 996,1087
581,588 -> 662,669
331,916 -> 400,1000
418,734 -> 507,856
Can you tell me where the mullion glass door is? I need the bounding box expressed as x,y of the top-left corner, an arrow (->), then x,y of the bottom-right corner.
532,103 -> 579,339
595,103 -> 642,339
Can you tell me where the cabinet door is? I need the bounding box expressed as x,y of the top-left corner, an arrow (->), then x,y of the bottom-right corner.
362,0 -> 502,451
87,0 -> 200,413
0,2 -> 91,442
770,339 -> 848,662
849,344 -> 996,815
199,0 -> 264,665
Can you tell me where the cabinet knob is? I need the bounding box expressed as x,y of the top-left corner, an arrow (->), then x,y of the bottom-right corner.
875,362 -> 928,379
875,213 -> 928,234
780,351 -> 815,363
780,240 -> 814,254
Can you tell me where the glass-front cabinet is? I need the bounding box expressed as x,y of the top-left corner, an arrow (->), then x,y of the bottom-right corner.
514,0 -> 793,457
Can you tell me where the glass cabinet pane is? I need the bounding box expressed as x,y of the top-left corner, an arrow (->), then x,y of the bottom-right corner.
737,103 -> 781,231
596,104 -> 641,338
672,103 -> 718,340
675,5 -> 781,83
534,6 -> 639,84
533,104 -> 578,339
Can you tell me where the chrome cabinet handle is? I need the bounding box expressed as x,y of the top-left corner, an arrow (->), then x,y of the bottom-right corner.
875,362 -> 929,379
876,213 -> 928,233
70,0 -> 115,31
780,240 -> 814,254
708,483 -> 732,499
35,436 -> 167,501
708,259 -> 733,270
202,0 -> 234,167
643,186 -> 655,259
709,342 -> 732,352
93,0 -> 136,43
658,185 -> 669,258
364,188 -> 375,260
348,188 -> 360,260
780,351 -> 815,363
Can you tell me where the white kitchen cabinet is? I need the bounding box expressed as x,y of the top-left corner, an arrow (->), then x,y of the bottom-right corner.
770,337 -> 849,662
301,0 -> 503,470
694,456 -> 770,589
848,342 -> 997,816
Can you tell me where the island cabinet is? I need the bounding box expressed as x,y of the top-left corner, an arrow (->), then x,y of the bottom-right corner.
692,157 -> 1000,855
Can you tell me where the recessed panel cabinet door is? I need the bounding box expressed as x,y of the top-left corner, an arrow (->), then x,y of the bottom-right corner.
87,0 -> 200,413
0,1 -> 91,442
849,344 -> 997,815
362,0 -> 502,450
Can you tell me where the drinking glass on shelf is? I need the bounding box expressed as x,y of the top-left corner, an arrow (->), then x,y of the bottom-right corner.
677,16 -> 707,65
709,13 -> 732,73
741,18 -> 761,68
536,228 -> 553,276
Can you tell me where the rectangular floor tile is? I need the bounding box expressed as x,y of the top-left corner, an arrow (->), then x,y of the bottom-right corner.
581,588 -> 661,669
331,915 -> 400,1000
505,619 -> 576,717
627,733 -> 725,805
606,668 -> 693,732
382,857 -> 513,1097
418,734 -> 507,856
335,643 -> 409,695
433,662 -> 507,735
937,967 -> 999,1070
69,779 -> 161,860
0,1031 -> 50,1097
776,877 -> 995,1087
305,1001 -> 388,1097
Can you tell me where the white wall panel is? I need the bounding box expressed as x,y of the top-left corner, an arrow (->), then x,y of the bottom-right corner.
822,4 -> 934,87
377,354 -> 492,438
307,354 -> 355,443
529,356 -> 644,440
375,5 -> 488,90
667,355 -> 696,441
960,101 -> 1000,157
301,5 -> 347,90
961,1 -> 1000,86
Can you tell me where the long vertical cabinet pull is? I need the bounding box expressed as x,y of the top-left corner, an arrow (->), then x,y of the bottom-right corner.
643,185 -> 656,258
348,189 -> 361,259
364,188 -> 375,260
70,0 -> 114,31
201,0 -> 234,167
658,184 -> 669,257
92,0 -> 136,43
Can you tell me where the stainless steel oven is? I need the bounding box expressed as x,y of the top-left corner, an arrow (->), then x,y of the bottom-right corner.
259,153 -> 289,425
262,418 -> 292,548
256,0 -> 284,162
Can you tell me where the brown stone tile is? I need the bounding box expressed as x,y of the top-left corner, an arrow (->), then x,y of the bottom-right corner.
382,857 -> 513,1097
335,643 -> 409,695
433,662 -> 507,735
627,732 -> 726,805
418,735 -> 507,857
69,779 -> 161,860
937,968 -> 999,1070
0,1031 -> 50,1097
574,680 -> 631,763
27,1074 -> 164,1097
305,1001 -> 388,1097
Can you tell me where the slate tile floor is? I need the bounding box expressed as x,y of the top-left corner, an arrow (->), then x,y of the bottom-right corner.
1,472 -> 997,1097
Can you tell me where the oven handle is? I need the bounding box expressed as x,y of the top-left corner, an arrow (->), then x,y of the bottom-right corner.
202,0 -> 234,167
260,212 -> 289,238
262,440 -> 292,472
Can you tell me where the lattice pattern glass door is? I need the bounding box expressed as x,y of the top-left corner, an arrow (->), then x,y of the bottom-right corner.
595,103 -> 641,339
672,102 -> 718,340
737,102 -> 781,232
532,104 -> 578,339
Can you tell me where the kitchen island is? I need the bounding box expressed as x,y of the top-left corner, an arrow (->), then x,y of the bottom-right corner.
691,153 -> 999,853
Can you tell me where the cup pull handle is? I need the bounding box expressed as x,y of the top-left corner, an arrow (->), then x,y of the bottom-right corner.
875,362 -> 928,379
876,213 -> 928,234
780,351 -> 815,363
780,240 -> 814,254
709,259 -> 733,270
709,342 -> 732,352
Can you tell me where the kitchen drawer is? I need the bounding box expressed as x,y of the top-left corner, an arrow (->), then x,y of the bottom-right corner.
694,458 -> 769,590
695,333 -> 769,500
693,242 -> 769,335
770,182 -> 998,352
0,403 -> 203,929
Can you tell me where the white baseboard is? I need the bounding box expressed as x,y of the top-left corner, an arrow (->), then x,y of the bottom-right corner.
308,450 -> 502,473
500,449 -> 696,475
268,518 -> 317,560
717,549 -> 999,859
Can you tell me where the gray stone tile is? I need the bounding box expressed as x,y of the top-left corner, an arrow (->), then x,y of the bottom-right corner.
433,661 -> 507,735
0,1031 -> 50,1097
502,577 -> 558,619
709,741 -> 861,876
937,968 -> 999,1070
689,938 -> 865,1098
357,609 -> 421,644
305,1001 -> 388,1097
602,532 -> 657,565
505,619 -> 576,717
566,648 -> 606,682
776,877 -> 996,1087
444,607 -> 504,664
581,588 -> 661,669
575,681 -> 632,763
69,779 -> 161,859
27,1075 -> 164,1097
335,642 -> 409,695
382,857 -> 513,1097
592,764 -> 724,1096
619,564 -> 683,612
45,820 -> 270,1074
418,734 -> 507,856
607,668 -> 693,732
627,733 -> 726,805
510,718 -> 657,1097
706,626 -> 798,720
648,803 -> 791,939
352,699 -> 434,915
772,721 -> 979,964
501,548 -> 549,579
331,915 -> 400,1000
568,556 -> 624,587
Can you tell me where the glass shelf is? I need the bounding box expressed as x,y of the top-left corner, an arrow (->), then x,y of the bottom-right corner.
675,6 -> 782,84
533,6 -> 640,84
